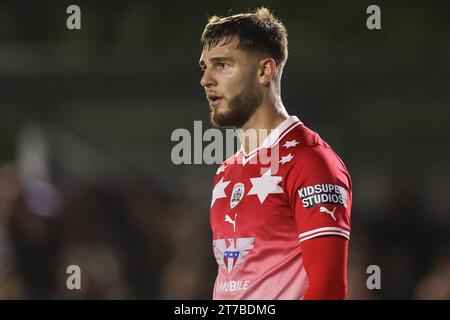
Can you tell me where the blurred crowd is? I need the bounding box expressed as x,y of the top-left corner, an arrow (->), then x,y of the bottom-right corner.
0,161 -> 216,299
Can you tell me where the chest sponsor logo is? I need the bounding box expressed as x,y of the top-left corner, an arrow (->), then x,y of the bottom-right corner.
213,237 -> 254,274
216,280 -> 251,293
230,183 -> 245,209
298,183 -> 347,208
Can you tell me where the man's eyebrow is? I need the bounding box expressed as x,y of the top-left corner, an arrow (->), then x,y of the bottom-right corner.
210,57 -> 234,63
199,56 -> 234,68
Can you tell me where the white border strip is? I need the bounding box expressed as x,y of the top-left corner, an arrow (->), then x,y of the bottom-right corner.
240,116 -> 302,157
241,121 -> 303,165
299,231 -> 350,243
299,227 -> 350,238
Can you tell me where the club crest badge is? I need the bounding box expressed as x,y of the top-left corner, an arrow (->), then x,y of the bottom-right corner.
230,183 -> 245,209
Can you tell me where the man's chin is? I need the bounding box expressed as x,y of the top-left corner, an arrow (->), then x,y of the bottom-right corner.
210,110 -> 234,128
210,113 -> 226,128
210,111 -> 248,129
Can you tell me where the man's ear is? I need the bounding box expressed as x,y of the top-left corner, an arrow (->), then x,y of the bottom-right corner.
258,58 -> 277,86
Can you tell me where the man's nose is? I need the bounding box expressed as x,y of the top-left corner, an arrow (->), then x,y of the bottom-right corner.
200,70 -> 216,88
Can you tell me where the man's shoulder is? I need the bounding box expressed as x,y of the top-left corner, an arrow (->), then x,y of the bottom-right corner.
281,124 -> 349,172
279,123 -> 330,155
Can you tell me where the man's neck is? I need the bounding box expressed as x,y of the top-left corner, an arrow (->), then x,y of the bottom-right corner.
237,99 -> 289,154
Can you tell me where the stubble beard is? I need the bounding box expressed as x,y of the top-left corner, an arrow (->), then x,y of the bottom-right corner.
209,83 -> 263,129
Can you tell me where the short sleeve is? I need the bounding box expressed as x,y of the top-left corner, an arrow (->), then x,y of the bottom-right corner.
286,146 -> 352,244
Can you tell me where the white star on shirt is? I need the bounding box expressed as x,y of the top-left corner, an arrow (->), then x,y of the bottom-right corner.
216,164 -> 227,175
248,171 -> 283,203
211,177 -> 230,208
279,153 -> 293,165
283,140 -> 300,148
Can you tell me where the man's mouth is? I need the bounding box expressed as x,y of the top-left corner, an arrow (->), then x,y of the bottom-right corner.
207,95 -> 223,107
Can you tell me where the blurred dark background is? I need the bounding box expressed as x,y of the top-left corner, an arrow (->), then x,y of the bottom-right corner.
0,0 -> 449,299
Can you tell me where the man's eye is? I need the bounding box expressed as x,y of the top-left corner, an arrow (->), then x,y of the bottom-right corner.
217,63 -> 229,70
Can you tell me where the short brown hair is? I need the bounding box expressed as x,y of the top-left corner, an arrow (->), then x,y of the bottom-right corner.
200,7 -> 288,67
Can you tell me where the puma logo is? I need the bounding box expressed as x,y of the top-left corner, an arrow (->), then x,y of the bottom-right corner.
225,214 -> 238,233
320,206 -> 337,221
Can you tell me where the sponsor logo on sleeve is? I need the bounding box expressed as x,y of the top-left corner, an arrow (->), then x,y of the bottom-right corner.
298,183 -> 347,208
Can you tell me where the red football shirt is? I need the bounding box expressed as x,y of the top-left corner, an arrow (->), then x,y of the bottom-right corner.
210,116 -> 352,299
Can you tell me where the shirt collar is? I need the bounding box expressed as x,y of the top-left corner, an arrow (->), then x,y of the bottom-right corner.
239,115 -> 302,156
